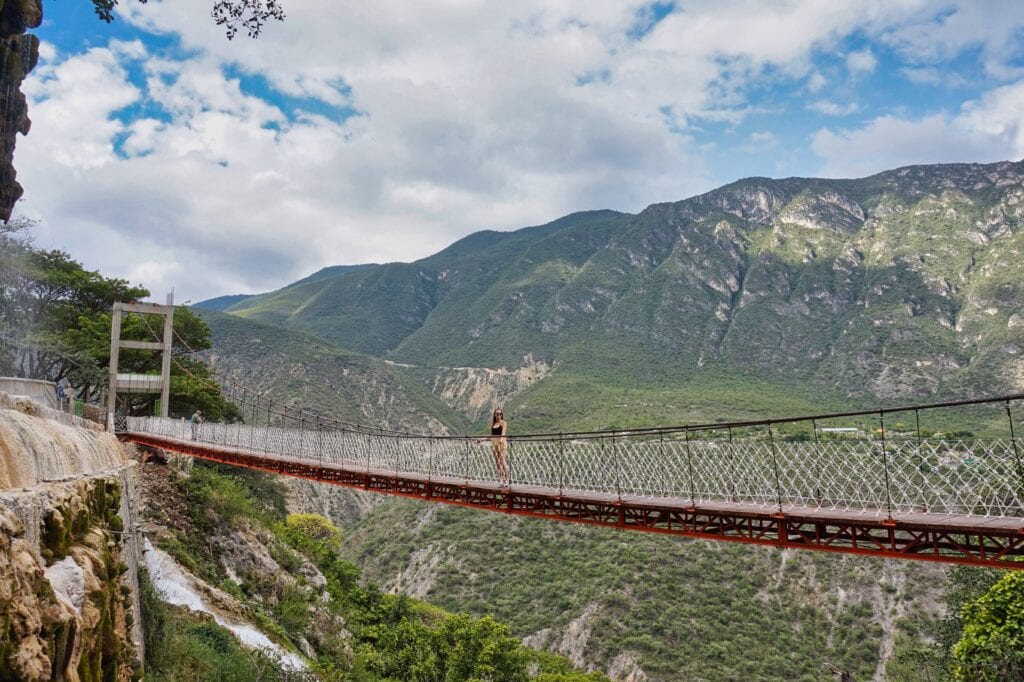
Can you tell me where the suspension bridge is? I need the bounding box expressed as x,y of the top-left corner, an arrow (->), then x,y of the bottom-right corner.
118,392 -> 1024,570
99,301 -> 1024,569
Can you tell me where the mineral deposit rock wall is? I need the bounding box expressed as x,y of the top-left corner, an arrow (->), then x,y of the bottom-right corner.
0,392 -> 143,681
0,393 -> 125,490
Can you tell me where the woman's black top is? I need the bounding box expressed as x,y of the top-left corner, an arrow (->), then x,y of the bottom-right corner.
491,423 -> 503,435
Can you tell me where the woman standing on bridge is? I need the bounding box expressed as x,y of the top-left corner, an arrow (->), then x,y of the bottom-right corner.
490,408 -> 509,485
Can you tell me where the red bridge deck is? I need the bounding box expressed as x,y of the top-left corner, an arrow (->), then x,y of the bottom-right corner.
125,432 -> 1024,569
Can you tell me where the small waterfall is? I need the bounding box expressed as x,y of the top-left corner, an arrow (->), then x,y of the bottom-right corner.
143,538 -> 307,671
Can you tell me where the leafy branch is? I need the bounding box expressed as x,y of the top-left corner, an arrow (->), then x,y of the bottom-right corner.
89,0 -> 286,39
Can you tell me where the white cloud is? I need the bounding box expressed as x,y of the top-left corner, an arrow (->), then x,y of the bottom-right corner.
880,1 -> 1024,79
811,79 -> 1024,177
737,131 -> 779,153
14,0 -> 1024,301
807,100 -> 859,116
21,45 -> 139,170
846,48 -> 878,75
900,66 -> 967,87
18,34 -> 702,300
960,80 -> 1024,150
806,71 -> 828,92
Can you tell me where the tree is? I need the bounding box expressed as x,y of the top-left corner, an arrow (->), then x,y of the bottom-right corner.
0,221 -> 148,382
0,218 -> 36,367
952,570 -> 1024,681
1,229 -> 239,419
369,613 -> 530,681
89,0 -> 286,39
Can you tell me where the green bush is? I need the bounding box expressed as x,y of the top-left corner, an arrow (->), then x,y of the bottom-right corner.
952,571 -> 1024,681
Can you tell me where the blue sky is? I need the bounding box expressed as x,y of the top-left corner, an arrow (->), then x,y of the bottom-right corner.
14,0 -> 1024,301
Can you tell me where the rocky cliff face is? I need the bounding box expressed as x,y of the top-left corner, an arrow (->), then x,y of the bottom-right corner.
0,0 -> 42,221
0,392 -> 142,681
424,353 -> 553,421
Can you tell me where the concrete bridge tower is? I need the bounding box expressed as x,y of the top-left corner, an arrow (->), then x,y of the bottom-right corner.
106,293 -> 174,429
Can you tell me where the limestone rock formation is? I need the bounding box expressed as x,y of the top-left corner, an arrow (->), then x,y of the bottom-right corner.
0,478 -> 138,681
0,391 -> 141,681
0,0 -> 42,221
0,393 -> 126,490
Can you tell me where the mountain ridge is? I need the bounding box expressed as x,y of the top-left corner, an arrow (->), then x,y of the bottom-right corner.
213,159 -> 1024,430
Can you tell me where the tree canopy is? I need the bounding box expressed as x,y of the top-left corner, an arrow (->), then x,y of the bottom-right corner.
0,220 -> 239,420
952,570 -> 1024,681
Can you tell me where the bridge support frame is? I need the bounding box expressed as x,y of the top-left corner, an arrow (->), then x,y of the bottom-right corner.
107,296 -> 174,429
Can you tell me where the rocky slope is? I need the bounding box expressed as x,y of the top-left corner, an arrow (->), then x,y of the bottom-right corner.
334,494 -> 948,682
197,310 -> 471,434
410,353 -> 554,422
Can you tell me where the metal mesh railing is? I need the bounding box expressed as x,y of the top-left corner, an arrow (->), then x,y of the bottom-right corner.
126,415 -> 1024,518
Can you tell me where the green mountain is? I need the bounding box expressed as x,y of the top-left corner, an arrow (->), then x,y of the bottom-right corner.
221,161 -> 1024,431
224,210 -> 628,363
197,310 -> 472,434
192,294 -> 253,312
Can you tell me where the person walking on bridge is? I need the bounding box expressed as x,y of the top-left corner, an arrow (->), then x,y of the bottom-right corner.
490,408 -> 509,486
190,410 -> 203,441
